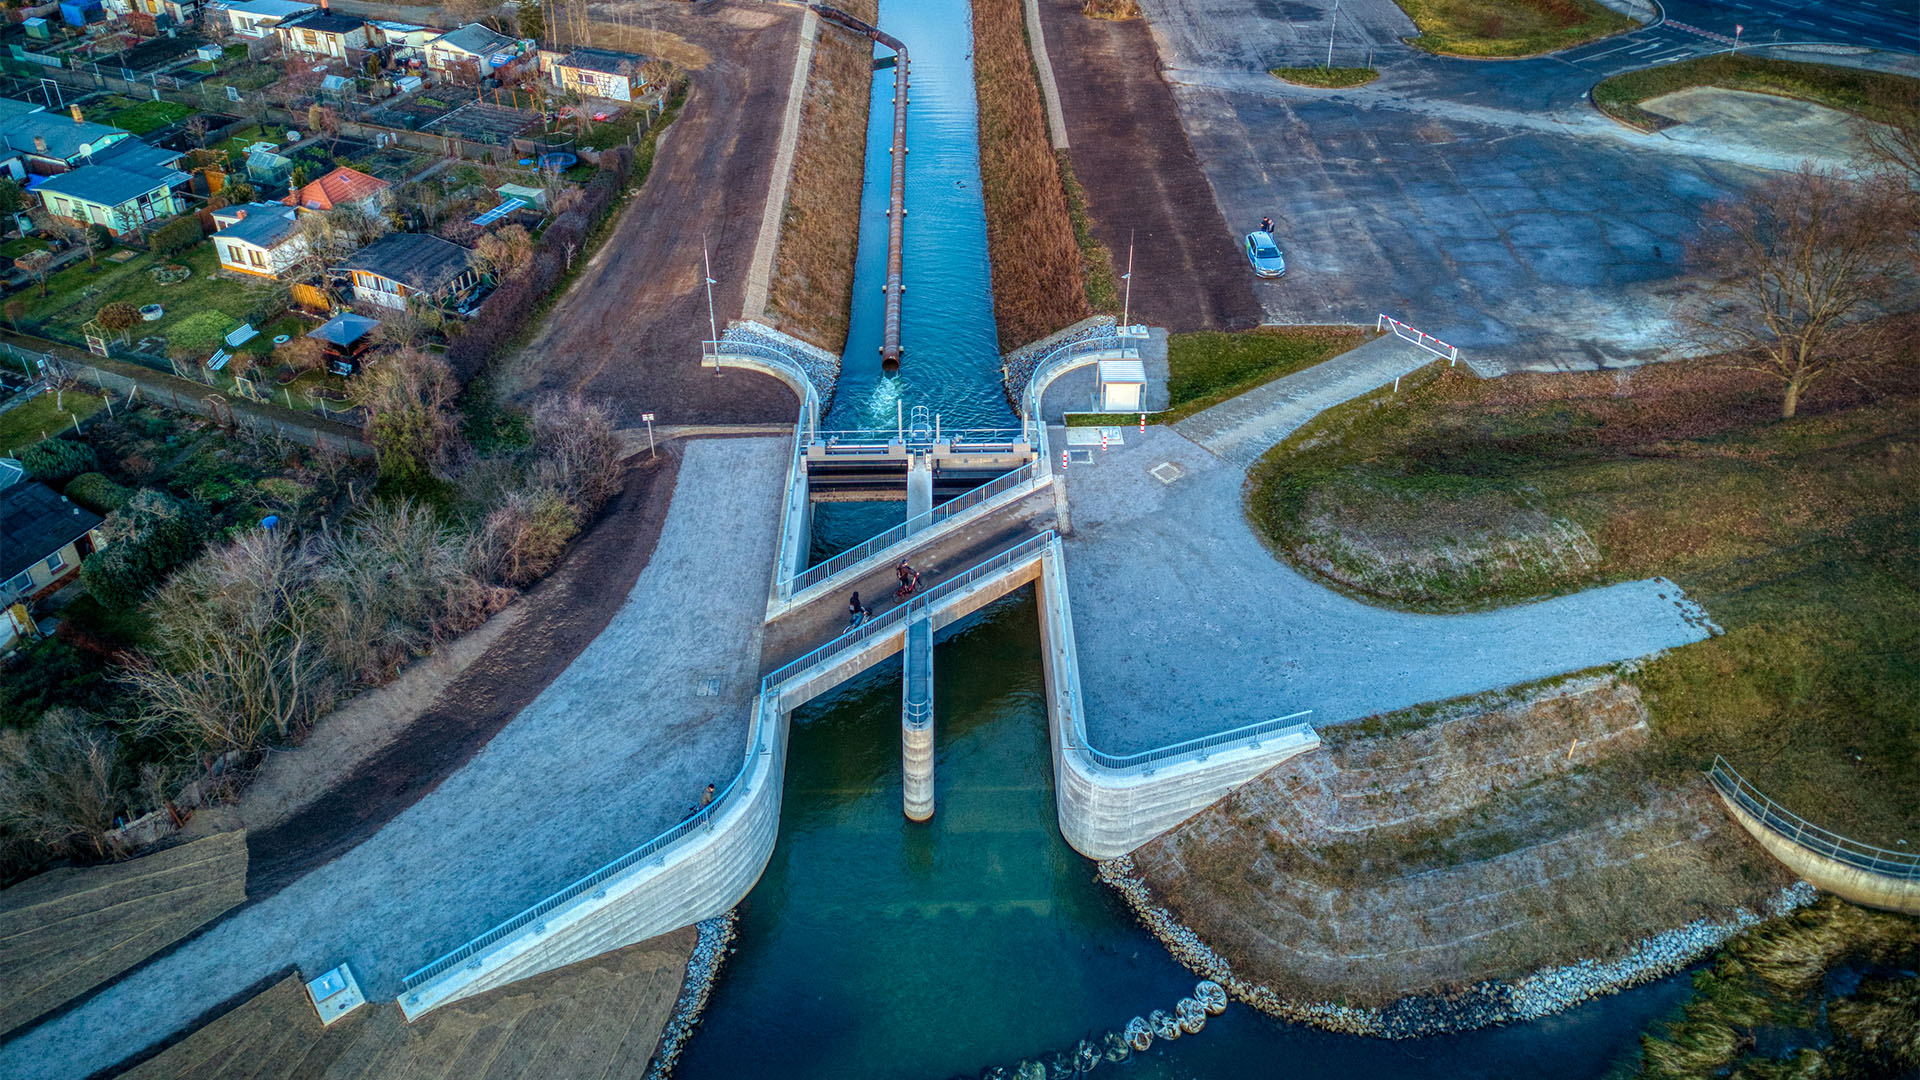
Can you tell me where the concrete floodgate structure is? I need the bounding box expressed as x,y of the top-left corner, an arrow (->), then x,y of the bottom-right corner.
0,331 -> 1727,1073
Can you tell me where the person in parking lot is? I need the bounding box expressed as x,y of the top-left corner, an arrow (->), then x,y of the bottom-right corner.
1260,215 -> 1275,235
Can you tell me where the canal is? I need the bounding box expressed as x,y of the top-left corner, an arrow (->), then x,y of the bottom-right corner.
683,2 -> 1686,1075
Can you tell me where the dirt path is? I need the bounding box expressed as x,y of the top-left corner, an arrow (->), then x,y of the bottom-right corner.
1034,0 -> 1261,332
238,451 -> 681,899
506,1 -> 804,426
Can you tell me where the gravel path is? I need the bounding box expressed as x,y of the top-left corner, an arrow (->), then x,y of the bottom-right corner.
1063,354 -> 1713,753
0,437 -> 789,1080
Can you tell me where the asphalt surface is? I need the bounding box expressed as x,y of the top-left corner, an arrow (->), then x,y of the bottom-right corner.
1136,0 -> 1913,371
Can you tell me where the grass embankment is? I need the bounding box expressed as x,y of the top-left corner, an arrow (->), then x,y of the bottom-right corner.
1271,67 -> 1379,88
973,0 -> 1091,350
1593,53 -> 1920,131
1632,899 -> 1920,1080
1394,0 -> 1634,57
1245,348 -> 1920,843
1065,324 -> 1368,425
765,0 -> 876,352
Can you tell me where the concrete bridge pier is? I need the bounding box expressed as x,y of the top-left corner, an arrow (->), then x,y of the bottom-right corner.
902,612 -> 935,821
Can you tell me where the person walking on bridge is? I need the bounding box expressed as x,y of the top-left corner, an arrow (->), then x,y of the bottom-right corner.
848,591 -> 870,628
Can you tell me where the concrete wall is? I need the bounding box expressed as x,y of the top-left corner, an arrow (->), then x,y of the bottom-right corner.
1716,791 -> 1920,916
1033,544 -> 1320,859
401,537 -> 1313,1017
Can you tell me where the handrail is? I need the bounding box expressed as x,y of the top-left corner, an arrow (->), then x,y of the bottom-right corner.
766,530 -> 1055,691
1083,711 -> 1316,772
1708,756 -> 1920,880
785,461 -> 1041,593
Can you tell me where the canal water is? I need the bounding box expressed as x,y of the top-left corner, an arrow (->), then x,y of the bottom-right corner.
684,2 -> 1687,1075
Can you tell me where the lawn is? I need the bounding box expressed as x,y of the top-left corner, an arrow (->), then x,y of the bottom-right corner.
1393,0 -> 1635,56
210,123 -> 287,159
0,236 -> 49,260
1270,66 -> 1380,88
1593,53 -> 1920,131
97,98 -> 195,136
0,388 -> 106,455
1243,341 -> 1920,844
13,243 -> 268,359
1066,325 -> 1371,425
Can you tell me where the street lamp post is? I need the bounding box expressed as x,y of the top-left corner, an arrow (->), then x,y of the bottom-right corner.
1121,230 -> 1135,330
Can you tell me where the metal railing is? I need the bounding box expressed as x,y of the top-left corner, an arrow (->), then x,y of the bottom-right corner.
1708,756 -> 1920,880
766,531 -> 1055,691
1084,712 -> 1315,772
402,757 -> 753,995
1015,332 -> 1136,405
784,460 -> 1042,594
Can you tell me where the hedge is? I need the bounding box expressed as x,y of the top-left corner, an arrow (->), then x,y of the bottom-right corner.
149,215 -> 204,258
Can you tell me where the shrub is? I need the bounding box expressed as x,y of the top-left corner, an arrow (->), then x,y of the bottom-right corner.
80,489 -> 209,609
483,486 -> 577,587
20,438 -> 99,488
530,395 -> 623,517
245,284 -> 290,327
96,301 -> 143,334
148,215 -> 204,257
65,472 -> 133,514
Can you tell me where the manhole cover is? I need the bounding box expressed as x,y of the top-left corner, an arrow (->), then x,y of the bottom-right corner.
1067,449 -> 1094,464
695,676 -> 721,697
1149,462 -> 1184,484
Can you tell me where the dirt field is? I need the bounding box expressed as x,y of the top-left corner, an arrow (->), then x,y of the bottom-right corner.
1034,0 -> 1262,332
238,451 -> 682,898
506,1 -> 803,426
0,833 -> 246,1039
1132,676 -> 1791,1006
120,928 -> 696,1080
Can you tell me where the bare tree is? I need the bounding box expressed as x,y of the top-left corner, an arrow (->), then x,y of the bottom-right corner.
530,394 -> 623,515
474,223 -> 534,279
123,531 -> 336,756
0,709 -> 128,862
1681,166 -> 1911,418
1856,85 -> 1920,270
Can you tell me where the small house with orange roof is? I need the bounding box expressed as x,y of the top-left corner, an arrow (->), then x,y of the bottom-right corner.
283,165 -> 392,217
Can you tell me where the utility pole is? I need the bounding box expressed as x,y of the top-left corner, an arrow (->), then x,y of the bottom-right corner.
1121,230 -> 1135,330
703,241 -> 718,345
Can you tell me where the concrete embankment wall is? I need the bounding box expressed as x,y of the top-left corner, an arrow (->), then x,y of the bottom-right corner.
405,538 -> 1310,1016
1033,545 -> 1319,859
1717,792 -> 1920,916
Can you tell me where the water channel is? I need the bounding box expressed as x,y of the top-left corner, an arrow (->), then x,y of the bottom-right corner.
682,2 -> 1690,1074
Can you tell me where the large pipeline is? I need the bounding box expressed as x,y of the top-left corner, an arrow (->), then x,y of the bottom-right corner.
811,4 -> 909,371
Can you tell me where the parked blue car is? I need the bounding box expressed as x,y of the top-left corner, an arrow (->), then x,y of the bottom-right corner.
1245,231 -> 1286,278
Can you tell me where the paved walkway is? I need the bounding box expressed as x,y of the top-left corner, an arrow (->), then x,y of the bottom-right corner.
0,437 -> 788,1080
1063,357 -> 1713,754
1172,333 -> 1432,465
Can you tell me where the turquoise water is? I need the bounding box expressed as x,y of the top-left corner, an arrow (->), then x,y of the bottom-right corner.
824,0 -> 1013,431
676,596 -> 1689,1078
681,2 -> 1689,1074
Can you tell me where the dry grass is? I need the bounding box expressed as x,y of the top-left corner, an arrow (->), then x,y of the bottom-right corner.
1083,0 -> 1142,18
974,0 -> 1092,350
1247,338 -> 1920,843
124,927 -> 697,1080
581,22 -> 711,71
1270,67 -> 1381,89
1393,0 -> 1634,56
1594,54 -> 1920,132
1132,677 -> 1792,1007
766,1 -> 877,351
0,831 -> 247,1037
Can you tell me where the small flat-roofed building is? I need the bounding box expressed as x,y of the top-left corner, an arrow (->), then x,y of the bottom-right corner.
220,0 -> 316,36
274,8 -> 368,58
424,22 -> 524,73
338,232 -> 480,313
545,47 -> 652,103
212,201 -> 308,278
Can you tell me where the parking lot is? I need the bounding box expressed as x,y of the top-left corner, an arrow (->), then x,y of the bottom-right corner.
1139,0 -> 1907,371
